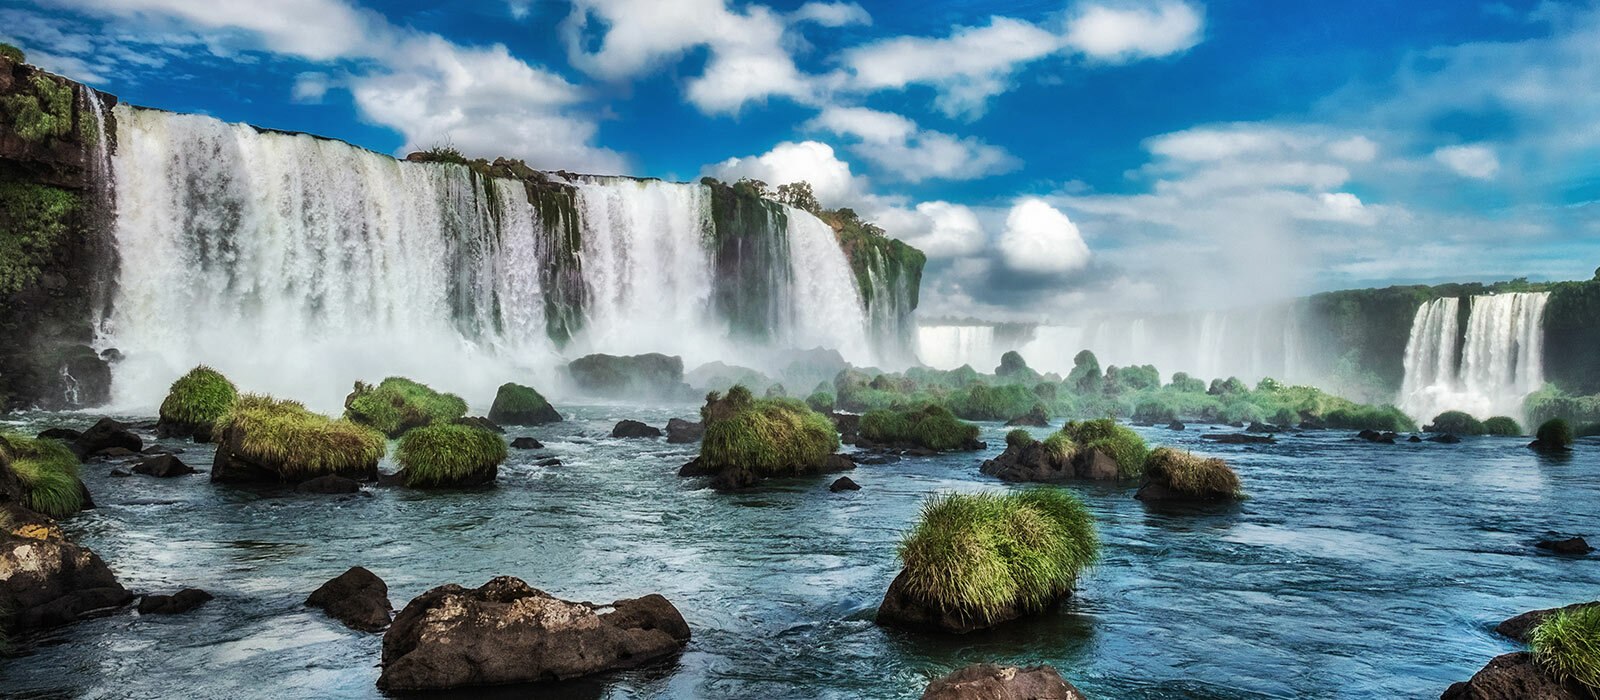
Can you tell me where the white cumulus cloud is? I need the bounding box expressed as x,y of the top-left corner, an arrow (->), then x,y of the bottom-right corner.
1063,1 -> 1204,62
1433,144 -> 1500,179
998,198 -> 1091,273
807,106 -> 1018,182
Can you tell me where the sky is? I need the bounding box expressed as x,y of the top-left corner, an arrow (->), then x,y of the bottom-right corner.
7,0 -> 1600,322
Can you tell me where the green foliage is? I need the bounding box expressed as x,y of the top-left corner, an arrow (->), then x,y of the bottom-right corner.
1530,605 -> 1600,692
1426,410 -> 1486,435
1322,404 -> 1416,432
396,423 -> 507,487
860,404 -> 980,451
897,489 -> 1098,623
1208,377 -> 1249,396
219,395 -> 386,478
1481,416 -> 1523,436
1105,364 -> 1160,393
2,435 -> 83,517
1067,350 -> 1102,393
1061,419 -> 1148,478
1145,447 -> 1242,498
414,143 -> 468,165
1005,429 -> 1035,448
773,180 -> 820,214
346,377 -> 467,437
1536,418 -> 1575,448
1217,399 -> 1267,425
1524,384 -> 1600,427
699,386 -> 839,477
946,382 -> 1037,421
1168,372 -> 1206,393
805,390 -> 835,412
0,179 -> 80,296
0,43 -> 23,64
158,365 -> 238,428
1041,432 -> 1076,462
1,75 -> 74,142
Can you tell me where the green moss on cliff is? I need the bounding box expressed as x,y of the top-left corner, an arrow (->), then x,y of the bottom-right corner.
0,43 -> 24,65
1,74 -> 74,143
0,179 -> 79,296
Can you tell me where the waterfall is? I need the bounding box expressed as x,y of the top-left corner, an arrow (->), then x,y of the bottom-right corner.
81,86 -> 117,339
1015,305 -> 1312,383
917,325 -> 998,370
1397,292 -> 1549,424
782,208 -> 871,364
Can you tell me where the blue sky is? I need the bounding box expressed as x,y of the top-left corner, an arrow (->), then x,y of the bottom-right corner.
7,0 -> 1600,320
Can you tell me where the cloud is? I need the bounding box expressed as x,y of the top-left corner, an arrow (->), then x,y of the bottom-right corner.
998,198 -> 1091,274
46,0 -> 382,61
1432,144 -> 1500,179
701,140 -> 865,207
291,71 -> 330,103
807,106 -> 1018,181
1062,1 -> 1204,62
790,2 -> 870,27
877,201 -> 987,258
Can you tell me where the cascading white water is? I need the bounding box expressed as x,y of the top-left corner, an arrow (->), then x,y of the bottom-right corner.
1014,306 -> 1312,383
1397,292 -> 1549,424
917,325 -> 999,370
782,208 -> 871,364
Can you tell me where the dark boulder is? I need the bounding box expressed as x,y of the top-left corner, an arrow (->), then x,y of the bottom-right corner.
72,418 -> 142,460
1535,537 -> 1594,555
486,382 -> 561,426
1003,405 -> 1050,428
536,457 -> 562,467
452,416 -> 505,434
1358,430 -> 1398,444
980,442 -> 1119,483
109,467 -> 132,478
1440,652 -> 1586,699
1202,433 -> 1276,445
138,588 -> 212,615
566,353 -> 691,399
612,420 -> 662,439
831,412 -> 861,443
306,567 -> 392,632
1496,602 -> 1599,643
877,569 -> 1037,634
297,475 -> 362,494
1409,435 -> 1423,442
132,454 -> 197,478
829,476 -> 860,492
37,428 -> 80,441
677,457 -> 717,477
510,437 -> 544,449
0,533 -> 133,632
1427,433 -> 1462,444
665,417 -> 705,444
1166,420 -> 1186,431
95,446 -> 139,459
377,576 -> 689,690
921,664 -> 1086,700
1247,421 -> 1284,434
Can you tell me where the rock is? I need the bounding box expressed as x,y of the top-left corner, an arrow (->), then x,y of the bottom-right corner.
1409,435 -> 1423,442
666,417 -> 705,444
0,534 -> 133,632
306,567 -> 392,632
921,664 -> 1087,700
297,475 -> 362,494
36,427 -> 81,441
980,443 -> 1120,483
830,412 -> 861,443
94,446 -> 139,459
1535,537 -> 1594,555
1247,421 -> 1284,434
854,454 -> 901,465
452,416 -> 505,434
142,444 -> 181,455
1166,420 -> 1186,431
1496,602 -> 1599,643
510,437 -> 544,449
109,467 -> 132,478
567,353 -> 692,399
72,418 -> 143,460
1427,433 -> 1462,444
611,420 -> 662,439
138,588 -> 212,615
1201,433 -> 1276,445
486,382 -> 562,426
377,577 -> 690,690
132,454 -> 197,478
1440,652 -> 1586,699
1003,405 -> 1050,428
877,569 -> 1038,634
1358,430 -> 1398,444
829,476 -> 860,492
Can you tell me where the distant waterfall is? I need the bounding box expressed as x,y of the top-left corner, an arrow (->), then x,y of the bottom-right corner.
917,326 -> 999,370
1013,305 -> 1311,382
783,208 -> 871,363
1398,292 -> 1549,423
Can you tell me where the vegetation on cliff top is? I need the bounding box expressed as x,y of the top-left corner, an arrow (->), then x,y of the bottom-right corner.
396,423 -> 507,487
1,74 -> 75,143
219,395 -> 386,478
0,43 -> 24,64
897,489 -> 1098,623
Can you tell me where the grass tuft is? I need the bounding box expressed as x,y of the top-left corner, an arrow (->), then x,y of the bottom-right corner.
698,385 -> 839,480
159,365 -> 238,428
346,377 -> 467,437
1531,604 -> 1600,692
218,395 -> 386,478
2,434 -> 83,517
897,489 -> 1097,623
396,423 -> 507,487
1060,419 -> 1148,478
1482,416 -> 1523,436
1144,447 -> 1242,498
1005,429 -> 1035,449
860,404 -> 980,451
1426,410 -> 1486,435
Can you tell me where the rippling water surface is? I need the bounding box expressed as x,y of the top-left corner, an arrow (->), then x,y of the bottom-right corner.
3,407 -> 1597,699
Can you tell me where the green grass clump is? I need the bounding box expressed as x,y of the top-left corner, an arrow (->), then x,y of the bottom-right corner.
1536,418 -> 1575,449
396,423 -> 507,487
218,395 -> 386,478
897,489 -> 1098,623
0,43 -> 23,64
1041,432 -> 1076,462
1144,447 -> 1242,498
1321,404 -> 1416,432
486,382 -> 559,425
1060,419 -> 1148,478
699,385 -> 839,477
1426,410 -> 1486,435
2,435 -> 83,517
805,391 -> 835,413
860,404 -> 980,451
1482,416 -> 1523,436
346,377 -> 467,437
1530,605 -> 1600,692
158,365 -> 238,428
1005,429 -> 1035,449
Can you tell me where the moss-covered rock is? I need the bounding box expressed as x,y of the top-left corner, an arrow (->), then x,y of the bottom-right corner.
395,423 -> 507,488
156,365 -> 237,442
213,395 -> 386,483
345,377 -> 468,438
877,489 -> 1098,634
805,390 -> 835,413
567,353 -> 689,399
0,434 -> 87,518
1136,448 -> 1243,503
1531,418 -> 1575,452
1482,416 -> 1523,437
1060,419 -> 1148,479
683,385 -> 846,489
486,382 -> 560,426
1427,410 -> 1486,436
859,405 -> 982,452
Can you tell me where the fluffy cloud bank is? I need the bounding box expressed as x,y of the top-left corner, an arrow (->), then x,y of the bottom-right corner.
998,199 -> 1092,274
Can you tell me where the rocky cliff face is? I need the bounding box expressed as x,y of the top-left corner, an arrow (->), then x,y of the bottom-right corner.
0,49 -> 117,411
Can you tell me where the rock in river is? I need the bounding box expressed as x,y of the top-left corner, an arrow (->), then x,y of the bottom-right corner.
921,664 -> 1087,700
307,566 -> 392,632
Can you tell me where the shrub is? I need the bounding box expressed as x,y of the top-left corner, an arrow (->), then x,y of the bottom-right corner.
217,395 -> 386,479
1066,350 -> 1101,393
1060,419 -> 1148,478
0,43 -> 23,64
1322,404 -> 1416,432
946,383 -> 1036,421
699,386 -> 839,479
1041,432 -> 1076,462
1530,604 -> 1600,692
1132,396 -> 1178,424
346,377 -> 467,437
158,365 -> 238,429
396,423 -> 507,487
1005,429 -> 1035,448
1144,447 -> 1242,499
1536,418 -> 1575,449
1168,372 -> 1206,393
1217,400 -> 1267,425
805,391 -> 835,413
486,382 -> 560,425
0,179 -> 79,296
1208,377 -> 1248,396
2,435 -> 83,517
861,404 -> 980,451
1482,416 -> 1523,436
896,489 -> 1098,623
0,75 -> 74,143
1426,410 -> 1486,435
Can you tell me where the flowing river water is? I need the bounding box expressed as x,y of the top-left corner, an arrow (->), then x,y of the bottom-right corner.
2,407 -> 1596,699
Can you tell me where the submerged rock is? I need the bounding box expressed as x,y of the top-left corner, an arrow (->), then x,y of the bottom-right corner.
612,420 -> 662,439
132,454 -> 197,478
665,417 -> 705,444
1358,429 -> 1398,444
1003,405 -> 1050,428
829,476 -> 860,492
877,569 -> 1034,634
307,567 -> 392,632
377,576 -> 690,690
1166,420 -> 1186,431
510,437 -> 544,450
1441,652 -> 1586,699
921,664 -> 1087,700
138,588 -> 212,615
1427,433 -> 1462,444
1535,537 -> 1594,555
1201,433 -> 1276,445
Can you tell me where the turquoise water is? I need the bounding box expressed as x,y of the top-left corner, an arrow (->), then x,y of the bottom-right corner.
3,407 -> 1597,699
